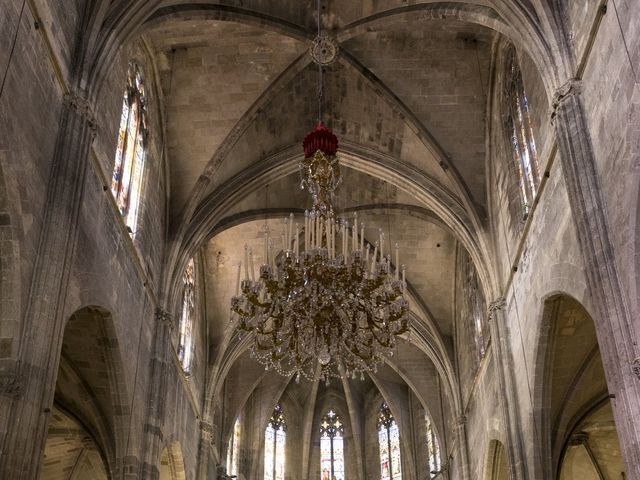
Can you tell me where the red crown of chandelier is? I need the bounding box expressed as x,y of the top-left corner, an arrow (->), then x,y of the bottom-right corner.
303,122 -> 338,158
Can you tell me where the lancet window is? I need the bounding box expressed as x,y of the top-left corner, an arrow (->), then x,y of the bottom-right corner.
227,417 -> 240,477
378,402 -> 402,480
111,62 -> 147,236
505,47 -> 539,217
320,410 -> 345,480
264,404 -> 286,480
425,414 -> 441,478
177,258 -> 195,373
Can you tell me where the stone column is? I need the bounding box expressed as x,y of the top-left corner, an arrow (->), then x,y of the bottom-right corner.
139,307 -> 174,479
452,415 -> 470,480
0,92 -> 96,479
197,420 -> 217,480
487,297 -> 528,479
552,79 -> 640,479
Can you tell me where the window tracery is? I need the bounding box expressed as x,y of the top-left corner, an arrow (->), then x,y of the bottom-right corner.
378,402 -> 402,480
264,404 -> 286,480
178,258 -> 195,373
320,409 -> 345,480
505,47 -> 539,217
111,62 -> 148,236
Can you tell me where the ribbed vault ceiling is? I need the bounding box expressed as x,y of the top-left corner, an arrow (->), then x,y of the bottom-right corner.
117,0 -> 557,422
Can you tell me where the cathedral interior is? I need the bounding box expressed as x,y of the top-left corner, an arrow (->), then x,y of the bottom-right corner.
1,1 -> 640,479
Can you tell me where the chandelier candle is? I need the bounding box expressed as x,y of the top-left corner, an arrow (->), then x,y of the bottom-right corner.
230,126 -> 409,382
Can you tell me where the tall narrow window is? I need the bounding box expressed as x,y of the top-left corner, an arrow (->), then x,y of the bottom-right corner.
111,62 -> 148,236
178,258 -> 195,373
458,247 -> 489,363
505,48 -> 539,217
227,417 -> 241,477
425,414 -> 441,478
264,404 -> 286,480
320,410 -> 345,480
378,402 -> 402,480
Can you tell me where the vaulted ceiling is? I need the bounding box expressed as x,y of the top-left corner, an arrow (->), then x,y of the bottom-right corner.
111,0 -> 561,422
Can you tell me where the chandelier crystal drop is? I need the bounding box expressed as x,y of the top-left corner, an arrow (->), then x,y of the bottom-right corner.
230,122 -> 409,382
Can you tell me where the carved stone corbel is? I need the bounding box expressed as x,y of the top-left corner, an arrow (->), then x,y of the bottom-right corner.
200,420 -> 216,445
0,370 -> 25,398
155,307 -> 173,331
63,92 -> 97,137
550,78 -> 582,123
632,358 -> 640,380
455,415 -> 467,427
488,296 -> 506,321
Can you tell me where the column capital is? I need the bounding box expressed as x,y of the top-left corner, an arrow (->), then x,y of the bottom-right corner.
63,91 -> 97,136
488,296 -> 506,321
632,357 -> 640,380
550,78 -> 582,122
155,307 -> 173,330
200,420 -> 216,444
0,369 -> 24,398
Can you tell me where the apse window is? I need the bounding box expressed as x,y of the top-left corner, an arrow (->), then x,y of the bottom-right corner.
320,409 -> 345,480
425,413 -> 441,478
227,417 -> 240,477
378,402 -> 402,480
264,404 -> 286,480
177,258 -> 195,374
505,48 -> 539,218
111,62 -> 148,237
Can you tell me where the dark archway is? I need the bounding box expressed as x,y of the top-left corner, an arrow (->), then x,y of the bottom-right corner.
39,306 -> 128,479
534,294 -> 625,479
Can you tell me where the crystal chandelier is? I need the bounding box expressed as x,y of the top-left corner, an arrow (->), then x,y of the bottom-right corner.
229,2 -> 409,383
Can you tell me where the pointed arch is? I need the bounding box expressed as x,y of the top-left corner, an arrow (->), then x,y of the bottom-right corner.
483,440 -> 509,480
159,441 -> 187,480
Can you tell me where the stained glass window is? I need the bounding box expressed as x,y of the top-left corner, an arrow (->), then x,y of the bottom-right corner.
425,414 -> 441,478
320,410 -> 345,480
378,402 -> 402,480
111,62 -> 148,237
264,404 -> 286,480
505,48 -> 539,218
227,417 -> 241,477
178,258 -> 195,373
460,251 -> 488,362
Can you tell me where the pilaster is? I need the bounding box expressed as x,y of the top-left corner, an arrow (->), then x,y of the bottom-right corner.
552,78 -> 640,479
139,307 -> 174,478
487,296 -> 528,480
0,90 -> 96,479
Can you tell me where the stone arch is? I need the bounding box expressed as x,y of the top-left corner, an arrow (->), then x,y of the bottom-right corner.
39,403 -> 109,480
158,441 -> 186,480
532,294 -> 625,479
483,439 -> 510,480
557,400 -> 626,480
41,305 -> 129,479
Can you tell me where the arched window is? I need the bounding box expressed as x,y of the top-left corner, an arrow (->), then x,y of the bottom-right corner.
458,247 -> 489,363
227,417 -> 241,477
505,47 -> 539,217
264,404 -> 286,480
177,258 -> 195,373
320,409 -> 345,480
425,413 -> 441,478
378,402 -> 401,480
111,62 -> 148,236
